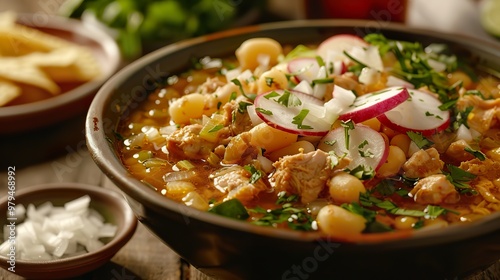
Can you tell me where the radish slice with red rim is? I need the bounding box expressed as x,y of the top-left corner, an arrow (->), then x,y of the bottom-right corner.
317,34 -> 368,63
254,89 -> 331,136
318,124 -> 389,171
339,87 -> 410,123
377,89 -> 451,136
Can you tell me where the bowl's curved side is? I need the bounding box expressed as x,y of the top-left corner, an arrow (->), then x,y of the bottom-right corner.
0,14 -> 121,134
0,183 -> 137,279
86,20 -> 500,279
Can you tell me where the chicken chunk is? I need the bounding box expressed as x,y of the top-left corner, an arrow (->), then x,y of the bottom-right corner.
409,174 -> 460,205
403,148 -> 444,178
221,99 -> 254,136
272,150 -> 348,204
460,158 -> 500,181
223,131 -> 258,165
445,140 -> 475,163
211,166 -> 268,203
166,124 -> 216,160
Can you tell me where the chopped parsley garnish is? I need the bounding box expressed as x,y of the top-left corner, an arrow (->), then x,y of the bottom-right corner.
264,91 -> 280,99
341,120 -> 355,149
292,109 -> 313,129
244,164 -> 264,184
265,77 -> 274,87
209,199 -> 249,220
278,90 -> 302,107
407,131 -> 434,149
311,77 -> 334,87
464,147 -> 486,161
453,106 -> 473,130
345,165 -> 375,180
249,192 -> 314,231
256,107 -> 273,115
324,140 -> 337,146
237,101 -> 252,114
445,164 -> 478,195
208,124 -> 224,133
358,140 -> 374,158
231,78 -> 256,100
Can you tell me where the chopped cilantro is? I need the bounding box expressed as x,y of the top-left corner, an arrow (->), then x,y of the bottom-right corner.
464,147 -> 486,161
208,124 -> 224,133
407,131 -> 434,149
250,194 -> 314,231
256,107 -> 273,115
209,199 -> 249,220
231,78 -> 256,100
341,120 -> 355,149
445,164 -> 478,195
265,77 -> 274,87
292,109 -> 313,129
345,165 -> 375,180
244,164 -> 264,184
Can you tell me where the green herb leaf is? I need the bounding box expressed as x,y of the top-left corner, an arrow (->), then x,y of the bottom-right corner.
345,165 -> 375,180
251,195 -> 314,231
464,147 -> 486,161
208,124 -> 224,133
256,107 -> 273,115
209,199 -> 249,220
341,120 -> 355,149
244,164 -> 263,184
231,78 -> 256,100
407,131 -> 434,149
292,109 -> 313,129
265,77 -> 274,87
445,164 -> 478,195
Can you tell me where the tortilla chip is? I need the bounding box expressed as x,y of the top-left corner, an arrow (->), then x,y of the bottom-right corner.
0,80 -> 21,106
0,58 -> 60,94
0,12 -> 73,56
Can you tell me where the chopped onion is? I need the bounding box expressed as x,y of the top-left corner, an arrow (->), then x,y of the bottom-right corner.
0,196 -> 117,261
163,170 -> 196,182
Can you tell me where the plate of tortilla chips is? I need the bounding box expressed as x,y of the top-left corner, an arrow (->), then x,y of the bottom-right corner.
0,12 -> 120,133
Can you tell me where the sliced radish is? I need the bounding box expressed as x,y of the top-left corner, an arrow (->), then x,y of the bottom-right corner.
318,124 -> 389,171
377,89 -> 451,136
386,75 -> 414,89
254,90 -> 331,136
288,57 -> 320,84
317,34 -> 368,63
339,87 -> 410,123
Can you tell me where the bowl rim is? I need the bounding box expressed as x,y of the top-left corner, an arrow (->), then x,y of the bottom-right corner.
0,182 -> 138,268
0,13 -> 121,124
86,19 -> 500,247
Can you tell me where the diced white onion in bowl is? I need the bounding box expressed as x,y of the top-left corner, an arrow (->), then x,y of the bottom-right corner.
0,195 -> 117,261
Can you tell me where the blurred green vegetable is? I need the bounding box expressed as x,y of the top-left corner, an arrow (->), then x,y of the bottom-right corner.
60,0 -> 264,58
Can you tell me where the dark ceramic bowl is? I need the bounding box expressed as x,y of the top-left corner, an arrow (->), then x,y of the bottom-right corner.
0,183 -> 138,279
86,20 -> 500,280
